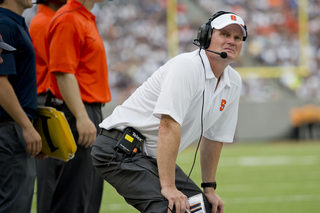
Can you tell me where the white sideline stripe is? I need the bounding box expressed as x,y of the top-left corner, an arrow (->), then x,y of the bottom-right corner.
219,155 -> 318,167
222,181 -> 320,192
96,194 -> 320,211
225,194 -> 320,204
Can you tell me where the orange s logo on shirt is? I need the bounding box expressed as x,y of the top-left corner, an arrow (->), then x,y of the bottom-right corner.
220,99 -> 227,111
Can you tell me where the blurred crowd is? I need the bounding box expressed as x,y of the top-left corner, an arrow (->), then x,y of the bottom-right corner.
23,0 -> 320,104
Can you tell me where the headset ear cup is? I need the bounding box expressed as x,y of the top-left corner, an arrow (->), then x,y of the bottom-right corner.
197,23 -> 212,49
242,25 -> 247,41
197,24 -> 208,48
204,27 -> 212,49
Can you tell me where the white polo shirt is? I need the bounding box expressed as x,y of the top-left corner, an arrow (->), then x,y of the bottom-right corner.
100,49 -> 242,158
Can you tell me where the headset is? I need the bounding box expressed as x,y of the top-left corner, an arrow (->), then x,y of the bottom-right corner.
196,11 -> 248,49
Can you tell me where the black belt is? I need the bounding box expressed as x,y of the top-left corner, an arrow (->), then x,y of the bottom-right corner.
84,102 -> 105,107
100,128 -> 123,141
38,93 -> 46,97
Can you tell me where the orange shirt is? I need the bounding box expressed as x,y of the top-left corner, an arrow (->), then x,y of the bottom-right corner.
302,104 -> 316,124
289,107 -> 303,127
29,5 -> 55,95
47,0 -> 111,103
316,106 -> 320,122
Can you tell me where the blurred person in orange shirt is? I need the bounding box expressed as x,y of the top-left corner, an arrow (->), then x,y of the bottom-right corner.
315,106 -> 320,139
39,0 -> 112,212
290,104 -> 318,141
302,104 -> 317,140
29,0 -> 66,105
29,1 -> 67,213
289,106 -> 303,140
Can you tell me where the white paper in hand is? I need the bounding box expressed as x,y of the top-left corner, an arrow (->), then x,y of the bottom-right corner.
188,193 -> 206,213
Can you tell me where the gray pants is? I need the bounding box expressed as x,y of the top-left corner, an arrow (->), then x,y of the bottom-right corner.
36,103 -> 104,213
91,132 -> 212,213
0,120 -> 36,213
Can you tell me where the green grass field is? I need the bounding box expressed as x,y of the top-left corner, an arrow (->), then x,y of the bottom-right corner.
31,141 -> 320,213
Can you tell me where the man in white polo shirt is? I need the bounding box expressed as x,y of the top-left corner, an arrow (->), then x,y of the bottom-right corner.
92,11 -> 247,213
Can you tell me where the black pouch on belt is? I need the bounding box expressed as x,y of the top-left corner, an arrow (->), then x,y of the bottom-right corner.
114,127 -> 146,156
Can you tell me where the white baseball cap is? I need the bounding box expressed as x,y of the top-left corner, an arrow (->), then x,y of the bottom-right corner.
210,14 -> 247,37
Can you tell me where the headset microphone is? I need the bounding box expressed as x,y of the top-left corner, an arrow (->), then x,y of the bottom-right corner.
193,39 -> 228,59
207,49 -> 228,59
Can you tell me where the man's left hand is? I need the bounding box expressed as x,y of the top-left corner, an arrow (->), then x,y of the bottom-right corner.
204,188 -> 225,213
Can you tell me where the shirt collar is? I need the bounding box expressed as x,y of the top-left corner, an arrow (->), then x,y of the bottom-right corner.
199,49 -> 215,79
222,66 -> 231,87
67,0 -> 96,21
37,4 -> 55,17
0,7 -> 26,27
199,49 -> 232,87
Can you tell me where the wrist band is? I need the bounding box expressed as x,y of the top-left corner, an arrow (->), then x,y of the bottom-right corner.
201,180 -> 217,190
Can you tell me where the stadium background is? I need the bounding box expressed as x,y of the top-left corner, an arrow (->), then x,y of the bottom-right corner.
23,0 -> 320,142
22,0 -> 320,212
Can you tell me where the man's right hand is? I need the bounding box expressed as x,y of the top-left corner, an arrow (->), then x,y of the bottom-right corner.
76,116 -> 97,148
22,124 -> 42,157
161,186 -> 190,213
55,72 -> 97,148
0,75 -> 42,157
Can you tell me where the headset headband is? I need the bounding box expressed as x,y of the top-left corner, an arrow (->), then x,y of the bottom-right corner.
195,11 -> 248,49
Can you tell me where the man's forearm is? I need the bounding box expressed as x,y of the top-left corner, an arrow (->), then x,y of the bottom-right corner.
0,76 -> 33,128
55,72 -> 97,147
55,72 -> 87,119
200,137 -> 223,183
157,115 -> 181,188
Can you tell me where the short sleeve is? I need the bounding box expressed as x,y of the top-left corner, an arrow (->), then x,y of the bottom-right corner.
153,58 -> 201,125
0,22 -> 17,75
48,21 -> 83,74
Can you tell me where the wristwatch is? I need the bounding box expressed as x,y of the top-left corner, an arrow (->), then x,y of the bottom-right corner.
201,180 -> 217,190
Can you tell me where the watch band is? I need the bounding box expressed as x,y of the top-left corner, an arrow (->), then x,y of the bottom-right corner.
201,181 -> 217,190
